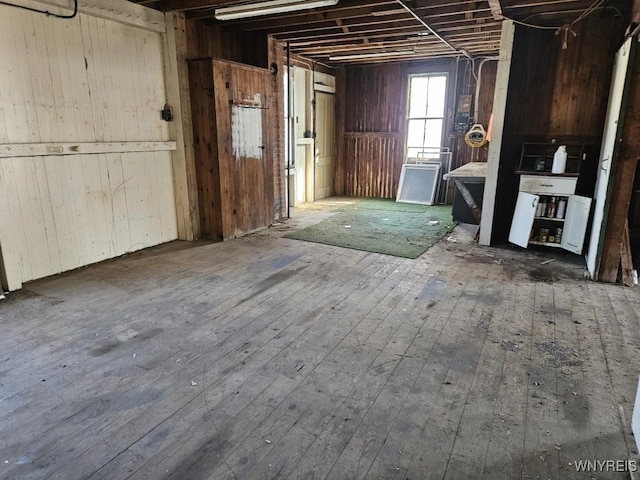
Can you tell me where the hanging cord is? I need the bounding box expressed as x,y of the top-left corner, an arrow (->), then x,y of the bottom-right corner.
0,0 -> 78,19
503,0 -> 606,31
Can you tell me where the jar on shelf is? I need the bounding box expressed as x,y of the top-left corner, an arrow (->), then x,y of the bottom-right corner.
539,228 -> 549,243
547,196 -> 556,218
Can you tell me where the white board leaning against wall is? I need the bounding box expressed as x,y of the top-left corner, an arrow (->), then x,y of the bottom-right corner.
0,0 -> 178,291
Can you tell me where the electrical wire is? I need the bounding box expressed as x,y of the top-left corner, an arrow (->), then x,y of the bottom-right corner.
0,0 -> 77,18
502,0 -> 607,31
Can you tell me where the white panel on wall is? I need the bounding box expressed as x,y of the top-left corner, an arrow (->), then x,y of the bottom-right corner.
0,5 -> 177,290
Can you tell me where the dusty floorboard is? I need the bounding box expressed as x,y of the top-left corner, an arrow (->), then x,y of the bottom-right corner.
1,198 -> 639,480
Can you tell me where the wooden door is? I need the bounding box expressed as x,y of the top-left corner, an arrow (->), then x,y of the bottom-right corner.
314,91 -> 335,200
586,37 -> 634,275
222,62 -> 274,237
509,191 -> 538,248
189,59 -> 274,240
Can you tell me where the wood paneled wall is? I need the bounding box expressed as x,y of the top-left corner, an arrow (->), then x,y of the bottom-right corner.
186,19 -> 268,69
491,13 -> 628,243
451,60 -> 497,168
334,58 -> 493,200
0,6 -> 177,290
335,63 -> 408,198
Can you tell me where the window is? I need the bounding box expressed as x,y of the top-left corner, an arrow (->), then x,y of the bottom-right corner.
405,74 -> 447,159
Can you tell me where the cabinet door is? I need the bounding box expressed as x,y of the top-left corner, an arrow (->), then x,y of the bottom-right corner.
561,195 -> 592,254
509,192 -> 538,248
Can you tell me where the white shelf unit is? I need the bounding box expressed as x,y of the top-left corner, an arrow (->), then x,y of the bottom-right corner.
509,175 -> 592,254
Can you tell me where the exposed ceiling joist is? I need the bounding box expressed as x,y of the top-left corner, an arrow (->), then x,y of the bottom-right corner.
129,0 -> 629,66
487,0 -> 503,19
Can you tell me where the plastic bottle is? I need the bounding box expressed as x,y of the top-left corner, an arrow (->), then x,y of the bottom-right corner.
552,145 -> 567,174
556,197 -> 567,219
536,196 -> 545,217
538,197 -> 547,218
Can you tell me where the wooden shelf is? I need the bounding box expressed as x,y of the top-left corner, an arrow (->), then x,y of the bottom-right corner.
529,240 -> 563,248
534,216 -> 565,222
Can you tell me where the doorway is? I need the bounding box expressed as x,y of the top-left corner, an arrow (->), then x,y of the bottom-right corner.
314,90 -> 335,200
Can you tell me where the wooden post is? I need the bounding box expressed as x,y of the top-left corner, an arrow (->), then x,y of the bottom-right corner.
268,36 -> 286,220
334,68 -> 347,196
479,20 -> 514,246
598,35 -> 640,283
163,12 -> 200,240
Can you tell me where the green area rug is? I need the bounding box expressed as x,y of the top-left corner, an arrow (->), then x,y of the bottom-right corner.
284,199 -> 455,258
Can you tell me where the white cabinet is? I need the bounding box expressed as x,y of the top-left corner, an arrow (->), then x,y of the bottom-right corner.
509,175 -> 592,254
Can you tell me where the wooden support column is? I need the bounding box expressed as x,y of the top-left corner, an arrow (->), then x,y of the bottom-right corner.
598,35 -> 640,283
163,12 -> 200,240
479,19 -> 514,246
268,36 -> 286,219
334,68 -> 347,196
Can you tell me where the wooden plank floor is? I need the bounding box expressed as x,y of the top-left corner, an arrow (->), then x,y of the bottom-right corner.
1,198 -> 640,480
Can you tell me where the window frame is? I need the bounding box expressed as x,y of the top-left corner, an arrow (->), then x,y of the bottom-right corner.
404,72 -> 449,160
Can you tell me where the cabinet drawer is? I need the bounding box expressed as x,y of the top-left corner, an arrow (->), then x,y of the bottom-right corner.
519,175 -> 577,195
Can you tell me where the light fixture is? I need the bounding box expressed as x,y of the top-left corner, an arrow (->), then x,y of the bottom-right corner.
329,50 -> 414,61
215,0 -> 338,21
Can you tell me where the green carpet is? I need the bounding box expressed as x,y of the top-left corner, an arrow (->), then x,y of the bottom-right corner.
284,199 -> 455,258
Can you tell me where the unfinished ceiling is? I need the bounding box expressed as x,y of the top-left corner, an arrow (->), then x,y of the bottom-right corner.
132,0 -> 629,65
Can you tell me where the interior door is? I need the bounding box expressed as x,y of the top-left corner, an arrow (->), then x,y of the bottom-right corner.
221,61 -> 274,238
586,36 -> 635,276
509,192 -> 538,248
314,91 -> 335,200
562,195 -> 592,254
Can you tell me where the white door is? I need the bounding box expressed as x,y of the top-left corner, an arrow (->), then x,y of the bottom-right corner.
586,36 -> 634,276
314,91 -> 335,200
562,195 -> 592,254
509,192 -> 538,248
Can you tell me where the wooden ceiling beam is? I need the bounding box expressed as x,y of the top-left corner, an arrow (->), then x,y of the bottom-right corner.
273,20 -> 501,44
487,0 -> 503,19
187,0 -> 490,22
294,35 -> 500,56
158,0 -> 231,12
256,12 -> 496,38
233,7 -> 493,34
187,1 -> 398,22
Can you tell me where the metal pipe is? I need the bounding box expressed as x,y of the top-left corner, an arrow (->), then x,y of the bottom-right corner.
394,0 -> 468,57
473,57 -> 499,121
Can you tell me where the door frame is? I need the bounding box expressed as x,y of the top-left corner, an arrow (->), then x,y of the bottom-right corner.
313,83 -> 336,200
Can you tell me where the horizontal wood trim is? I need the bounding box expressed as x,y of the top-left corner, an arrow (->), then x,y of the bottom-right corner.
8,0 -> 166,33
343,131 -> 401,138
0,142 -> 177,158
313,83 -> 336,94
